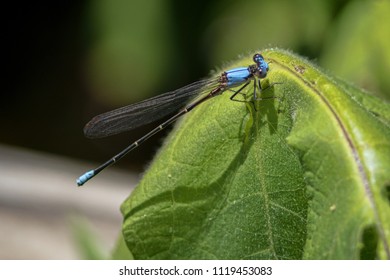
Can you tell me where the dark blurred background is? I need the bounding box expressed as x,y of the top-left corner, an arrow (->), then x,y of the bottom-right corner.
1,0 -> 389,259
2,0 -> 389,172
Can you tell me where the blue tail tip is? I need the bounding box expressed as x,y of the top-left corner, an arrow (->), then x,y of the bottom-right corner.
77,170 -> 95,186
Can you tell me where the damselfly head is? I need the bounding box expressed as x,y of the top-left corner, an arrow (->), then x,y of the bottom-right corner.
253,53 -> 269,78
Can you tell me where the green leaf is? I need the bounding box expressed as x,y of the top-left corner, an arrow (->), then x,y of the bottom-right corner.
120,49 -> 390,259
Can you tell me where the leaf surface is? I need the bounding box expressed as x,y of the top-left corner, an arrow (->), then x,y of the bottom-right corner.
120,49 -> 390,259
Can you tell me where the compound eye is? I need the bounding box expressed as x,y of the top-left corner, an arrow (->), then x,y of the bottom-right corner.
259,69 -> 267,78
253,53 -> 264,63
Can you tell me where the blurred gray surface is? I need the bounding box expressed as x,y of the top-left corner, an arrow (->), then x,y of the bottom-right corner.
0,144 -> 138,259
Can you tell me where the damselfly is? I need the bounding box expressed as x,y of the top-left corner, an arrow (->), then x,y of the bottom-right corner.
77,53 -> 269,186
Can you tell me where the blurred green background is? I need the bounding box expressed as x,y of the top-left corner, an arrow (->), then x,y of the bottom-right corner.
2,0 -> 390,172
